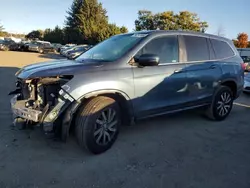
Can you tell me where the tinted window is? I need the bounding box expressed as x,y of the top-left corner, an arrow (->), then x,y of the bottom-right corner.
183,36 -> 209,61
136,35 -> 179,64
211,39 -> 234,59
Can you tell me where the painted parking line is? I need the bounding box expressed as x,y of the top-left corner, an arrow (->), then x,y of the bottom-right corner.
233,102 -> 250,108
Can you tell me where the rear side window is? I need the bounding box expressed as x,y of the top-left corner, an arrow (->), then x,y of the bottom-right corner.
183,36 -> 209,62
210,39 -> 234,59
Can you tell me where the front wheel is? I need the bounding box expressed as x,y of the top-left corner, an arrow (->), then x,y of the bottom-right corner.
75,96 -> 121,154
205,86 -> 233,121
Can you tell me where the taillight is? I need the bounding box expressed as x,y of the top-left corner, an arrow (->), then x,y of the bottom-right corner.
241,62 -> 247,70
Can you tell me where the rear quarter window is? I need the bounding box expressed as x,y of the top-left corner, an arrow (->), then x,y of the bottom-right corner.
210,39 -> 234,59
183,35 -> 209,62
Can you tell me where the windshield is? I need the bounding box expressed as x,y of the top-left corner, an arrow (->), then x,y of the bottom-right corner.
76,34 -> 147,62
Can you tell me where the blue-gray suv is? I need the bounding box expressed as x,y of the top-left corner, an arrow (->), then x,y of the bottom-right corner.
10,31 -> 244,154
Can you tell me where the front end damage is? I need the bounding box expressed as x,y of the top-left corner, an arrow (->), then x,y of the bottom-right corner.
9,76 -> 75,135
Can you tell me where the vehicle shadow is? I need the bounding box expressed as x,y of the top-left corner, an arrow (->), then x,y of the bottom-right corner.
38,53 -> 66,60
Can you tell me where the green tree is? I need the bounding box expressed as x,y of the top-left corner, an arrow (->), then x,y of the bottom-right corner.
154,11 -> 178,30
107,24 -> 121,37
44,26 -> 65,43
65,0 -> 84,43
77,0 -> 110,44
106,24 -> 128,37
26,30 -> 44,40
135,10 -> 155,31
135,10 -> 208,32
0,24 -> 4,36
176,11 -> 208,32
120,26 -> 128,33
65,0 -> 111,44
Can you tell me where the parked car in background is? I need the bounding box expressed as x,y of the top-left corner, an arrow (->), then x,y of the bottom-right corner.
66,45 -> 90,59
60,45 -> 76,56
42,43 -> 57,54
0,40 -> 16,51
237,48 -> 250,71
51,43 -> 63,52
28,41 -> 52,53
10,31 -> 244,154
243,72 -> 250,93
19,41 -> 31,51
59,44 -> 76,52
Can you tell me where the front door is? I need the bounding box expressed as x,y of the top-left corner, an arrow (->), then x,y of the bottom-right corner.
132,35 -> 188,118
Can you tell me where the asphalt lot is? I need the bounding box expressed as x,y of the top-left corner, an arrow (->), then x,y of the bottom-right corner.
0,51 -> 250,188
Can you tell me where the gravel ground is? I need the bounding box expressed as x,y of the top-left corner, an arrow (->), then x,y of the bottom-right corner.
0,51 -> 250,188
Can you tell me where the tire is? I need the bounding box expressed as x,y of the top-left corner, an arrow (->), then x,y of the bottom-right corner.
205,86 -> 233,121
75,96 -> 121,154
38,48 -> 43,54
4,46 -> 9,51
14,118 -> 26,130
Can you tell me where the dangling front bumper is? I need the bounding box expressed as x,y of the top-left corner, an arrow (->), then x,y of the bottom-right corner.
10,94 -> 43,122
10,89 -> 75,132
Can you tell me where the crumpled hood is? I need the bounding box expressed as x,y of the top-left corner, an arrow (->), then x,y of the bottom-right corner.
16,59 -> 102,79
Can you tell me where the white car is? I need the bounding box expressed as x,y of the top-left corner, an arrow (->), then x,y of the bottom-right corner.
244,72 -> 250,92
60,44 -> 76,52
238,48 -> 250,71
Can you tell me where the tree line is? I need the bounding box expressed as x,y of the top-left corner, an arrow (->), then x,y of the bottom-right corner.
23,0 -> 210,45
1,0 -> 249,48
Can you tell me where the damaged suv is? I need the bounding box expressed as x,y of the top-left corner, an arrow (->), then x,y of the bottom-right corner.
10,31 -> 244,154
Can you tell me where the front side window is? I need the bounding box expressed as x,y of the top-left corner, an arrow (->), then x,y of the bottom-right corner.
183,35 -> 209,62
76,34 -> 147,62
211,39 -> 234,59
135,35 -> 179,64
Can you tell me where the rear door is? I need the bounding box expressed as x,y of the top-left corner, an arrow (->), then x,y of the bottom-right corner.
181,35 -> 222,105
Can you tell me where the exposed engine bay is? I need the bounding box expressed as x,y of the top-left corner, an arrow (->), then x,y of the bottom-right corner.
10,75 -> 75,133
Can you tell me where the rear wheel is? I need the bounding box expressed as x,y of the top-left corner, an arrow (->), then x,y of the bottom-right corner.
205,86 -> 233,121
75,96 -> 121,154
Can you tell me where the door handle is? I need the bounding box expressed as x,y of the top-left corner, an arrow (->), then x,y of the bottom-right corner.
210,65 -> 216,69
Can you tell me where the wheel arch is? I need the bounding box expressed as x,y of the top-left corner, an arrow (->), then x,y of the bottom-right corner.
61,89 -> 134,141
220,79 -> 237,98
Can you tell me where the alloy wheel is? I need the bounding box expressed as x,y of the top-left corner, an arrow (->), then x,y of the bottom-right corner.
216,91 -> 232,117
94,108 -> 118,146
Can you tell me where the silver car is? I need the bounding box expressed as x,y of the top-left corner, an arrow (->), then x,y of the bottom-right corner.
28,41 -> 51,53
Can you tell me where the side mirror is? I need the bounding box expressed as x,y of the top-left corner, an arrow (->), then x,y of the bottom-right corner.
136,54 -> 160,66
